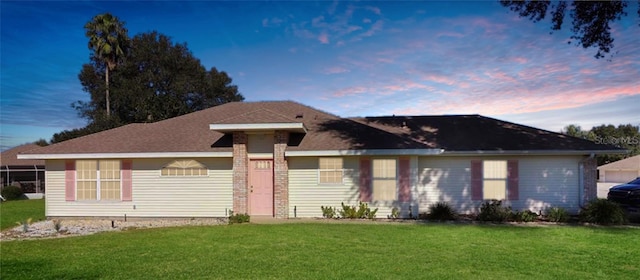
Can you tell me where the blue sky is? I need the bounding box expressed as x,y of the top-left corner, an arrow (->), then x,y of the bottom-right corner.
1,1 -> 639,151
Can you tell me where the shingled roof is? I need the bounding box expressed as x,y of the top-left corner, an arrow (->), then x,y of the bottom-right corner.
1,144 -> 45,166
350,115 -> 622,152
20,101 -> 624,157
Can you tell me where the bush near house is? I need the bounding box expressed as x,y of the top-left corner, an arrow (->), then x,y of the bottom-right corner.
546,207 -> 570,222
228,211 -> 250,224
1,185 -> 24,201
426,202 -> 457,221
580,199 -> 627,225
477,200 -> 512,223
338,202 -> 378,219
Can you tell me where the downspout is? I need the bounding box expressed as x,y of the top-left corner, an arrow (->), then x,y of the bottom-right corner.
578,153 -> 595,208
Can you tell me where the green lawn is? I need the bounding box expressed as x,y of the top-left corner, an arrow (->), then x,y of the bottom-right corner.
1,223 -> 638,279
0,199 -> 45,230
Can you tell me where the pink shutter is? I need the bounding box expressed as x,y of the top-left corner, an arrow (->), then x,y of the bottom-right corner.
121,160 -> 133,201
470,160 -> 483,200
65,161 -> 76,201
359,158 -> 371,202
507,160 -> 519,200
398,158 -> 411,202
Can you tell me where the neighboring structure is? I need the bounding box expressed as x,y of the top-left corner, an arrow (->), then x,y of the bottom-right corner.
1,144 -> 45,195
597,155 -> 640,197
19,101 -> 625,218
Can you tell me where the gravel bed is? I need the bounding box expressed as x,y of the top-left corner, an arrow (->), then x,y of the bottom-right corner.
1,218 -> 227,241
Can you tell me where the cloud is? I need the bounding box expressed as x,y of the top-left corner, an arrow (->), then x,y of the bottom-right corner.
318,32 -> 330,44
262,17 -> 284,27
322,66 -> 350,74
287,2 -> 384,46
333,86 -> 368,97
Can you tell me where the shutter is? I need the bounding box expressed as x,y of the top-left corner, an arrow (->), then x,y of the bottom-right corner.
507,160 -> 519,200
398,157 -> 411,202
470,160 -> 483,200
65,161 -> 75,201
359,158 -> 371,202
121,160 -> 133,201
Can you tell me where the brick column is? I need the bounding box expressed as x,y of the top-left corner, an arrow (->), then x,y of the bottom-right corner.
582,156 -> 597,205
232,132 -> 248,214
274,131 -> 289,218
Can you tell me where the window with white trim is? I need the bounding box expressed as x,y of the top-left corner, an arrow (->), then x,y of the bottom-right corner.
319,157 -> 343,184
76,160 -> 121,201
161,160 -> 208,176
372,158 -> 397,201
483,160 -> 507,200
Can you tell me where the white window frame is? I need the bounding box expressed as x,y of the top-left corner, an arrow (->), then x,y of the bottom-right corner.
482,160 -> 507,200
161,159 -> 209,177
76,160 -> 122,201
372,158 -> 397,201
318,157 -> 344,184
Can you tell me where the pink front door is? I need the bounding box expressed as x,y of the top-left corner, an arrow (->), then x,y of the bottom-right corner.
249,159 -> 274,216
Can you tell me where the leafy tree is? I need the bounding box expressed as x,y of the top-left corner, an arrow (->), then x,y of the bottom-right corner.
500,0 -> 638,59
84,13 -> 130,116
53,31 -> 244,143
33,139 -> 49,146
562,123 -> 640,165
590,124 -> 640,165
562,124 -> 591,139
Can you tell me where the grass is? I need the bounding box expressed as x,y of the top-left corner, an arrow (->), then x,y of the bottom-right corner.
1,223 -> 639,279
0,199 -> 45,230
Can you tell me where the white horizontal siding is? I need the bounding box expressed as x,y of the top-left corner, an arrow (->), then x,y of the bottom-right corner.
288,157 -> 359,218
288,156 -> 403,218
417,156 -> 582,214
514,156 -> 581,213
45,158 -> 233,218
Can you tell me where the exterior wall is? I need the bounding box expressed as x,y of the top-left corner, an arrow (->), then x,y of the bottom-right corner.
232,132 -> 249,214
248,133 -> 274,158
287,156 -> 403,218
273,131 -> 289,218
600,170 -> 639,183
416,156 -> 583,214
582,156 -> 597,205
45,158 -> 233,218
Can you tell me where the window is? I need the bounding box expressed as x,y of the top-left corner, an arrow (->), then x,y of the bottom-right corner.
76,160 -> 121,201
100,160 -> 121,200
372,159 -> 396,201
319,157 -> 343,184
161,160 -> 208,176
77,160 -> 97,200
483,160 -> 507,200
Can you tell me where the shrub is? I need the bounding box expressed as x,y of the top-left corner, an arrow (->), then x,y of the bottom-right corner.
52,219 -> 63,232
388,207 -> 400,219
1,185 -> 24,201
427,202 -> 457,221
478,200 -> 511,223
579,199 -> 626,225
546,207 -> 570,223
511,210 -> 538,223
320,206 -> 337,219
338,202 -> 378,219
228,211 -> 250,224
16,218 -> 33,232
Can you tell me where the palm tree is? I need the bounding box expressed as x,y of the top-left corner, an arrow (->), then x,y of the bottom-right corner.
84,13 -> 129,117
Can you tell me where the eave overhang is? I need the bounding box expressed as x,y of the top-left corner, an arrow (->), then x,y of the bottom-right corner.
18,152 -> 233,160
209,123 -> 307,133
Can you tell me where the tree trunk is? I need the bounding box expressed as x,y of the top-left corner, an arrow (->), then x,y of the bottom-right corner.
105,66 -> 110,117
